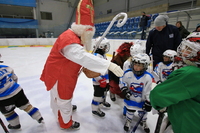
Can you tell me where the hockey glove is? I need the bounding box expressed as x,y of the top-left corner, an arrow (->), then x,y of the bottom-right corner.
99,78 -> 107,88
108,62 -> 123,77
142,100 -> 152,112
121,87 -> 132,100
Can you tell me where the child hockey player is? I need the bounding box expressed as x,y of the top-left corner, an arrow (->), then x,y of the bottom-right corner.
0,55 -> 43,130
91,37 -> 111,117
150,32 -> 200,133
109,42 -> 133,101
122,40 -> 145,118
153,49 -> 177,83
119,53 -> 153,133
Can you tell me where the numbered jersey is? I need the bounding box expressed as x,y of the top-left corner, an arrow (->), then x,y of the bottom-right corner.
119,69 -> 153,110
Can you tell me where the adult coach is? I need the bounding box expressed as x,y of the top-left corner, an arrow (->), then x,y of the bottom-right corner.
146,15 -> 181,68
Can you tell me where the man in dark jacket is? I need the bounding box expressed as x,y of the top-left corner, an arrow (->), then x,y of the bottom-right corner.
139,12 -> 150,40
146,15 -> 181,69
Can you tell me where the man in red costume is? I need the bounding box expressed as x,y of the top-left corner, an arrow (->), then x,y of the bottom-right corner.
40,0 -> 123,130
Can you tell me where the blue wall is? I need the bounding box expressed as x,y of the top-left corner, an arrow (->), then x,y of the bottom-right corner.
0,18 -> 38,29
0,0 -> 36,7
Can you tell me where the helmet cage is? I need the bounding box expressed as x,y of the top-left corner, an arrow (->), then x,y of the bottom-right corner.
94,37 -> 110,53
131,53 -> 150,75
177,39 -> 200,65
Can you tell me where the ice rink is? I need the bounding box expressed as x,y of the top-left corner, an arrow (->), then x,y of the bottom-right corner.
0,46 -> 158,133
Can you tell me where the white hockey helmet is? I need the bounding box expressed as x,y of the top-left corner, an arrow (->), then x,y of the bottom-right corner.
163,49 -> 177,61
131,53 -> 150,75
135,39 -> 142,45
177,32 -> 200,66
130,41 -> 145,57
94,36 -> 110,53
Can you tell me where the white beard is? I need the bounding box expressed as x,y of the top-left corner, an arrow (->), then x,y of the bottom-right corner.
81,29 -> 95,51
71,22 -> 95,52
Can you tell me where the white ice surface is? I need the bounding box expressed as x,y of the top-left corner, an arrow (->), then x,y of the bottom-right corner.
0,47 -> 158,133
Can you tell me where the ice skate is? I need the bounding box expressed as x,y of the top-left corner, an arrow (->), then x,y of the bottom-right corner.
37,117 -> 44,123
60,121 -> 80,130
124,119 -> 131,132
110,92 -> 116,101
100,101 -> 111,109
140,121 -> 150,133
92,109 -> 105,118
8,124 -> 21,129
69,121 -> 80,130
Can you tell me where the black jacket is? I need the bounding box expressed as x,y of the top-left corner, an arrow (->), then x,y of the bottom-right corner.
146,24 -> 181,60
139,15 -> 150,27
178,26 -> 190,39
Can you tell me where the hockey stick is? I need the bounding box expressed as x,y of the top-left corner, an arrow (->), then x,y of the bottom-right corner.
131,111 -> 146,133
78,12 -> 128,76
111,51 -> 115,61
0,118 -> 9,133
154,112 -> 165,133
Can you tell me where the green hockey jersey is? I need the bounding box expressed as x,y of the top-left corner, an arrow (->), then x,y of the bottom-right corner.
150,66 -> 200,133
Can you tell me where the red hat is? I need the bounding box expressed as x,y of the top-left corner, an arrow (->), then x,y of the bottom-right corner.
76,0 -> 94,26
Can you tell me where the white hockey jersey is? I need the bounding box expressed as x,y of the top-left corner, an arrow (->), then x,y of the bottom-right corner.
119,69 -> 153,110
153,62 -> 173,83
0,65 -> 22,100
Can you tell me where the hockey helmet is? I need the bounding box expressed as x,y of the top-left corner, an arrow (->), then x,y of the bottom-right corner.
130,40 -> 145,57
163,50 -> 177,61
131,53 -> 150,75
94,36 -> 110,53
177,32 -> 200,66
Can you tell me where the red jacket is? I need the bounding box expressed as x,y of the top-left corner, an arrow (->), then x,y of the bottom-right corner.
40,29 -> 83,99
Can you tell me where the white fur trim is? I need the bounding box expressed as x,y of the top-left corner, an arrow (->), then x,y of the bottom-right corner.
71,22 -> 95,37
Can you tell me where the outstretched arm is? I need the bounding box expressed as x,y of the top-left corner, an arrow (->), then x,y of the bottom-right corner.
61,44 -> 123,77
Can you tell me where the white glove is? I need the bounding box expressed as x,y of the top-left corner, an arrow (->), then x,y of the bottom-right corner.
108,62 -> 123,77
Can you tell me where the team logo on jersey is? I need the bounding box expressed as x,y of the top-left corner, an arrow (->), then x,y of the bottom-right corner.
162,69 -> 172,79
130,82 -> 144,97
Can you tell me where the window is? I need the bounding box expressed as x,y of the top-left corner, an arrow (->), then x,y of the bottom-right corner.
40,12 -> 52,20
